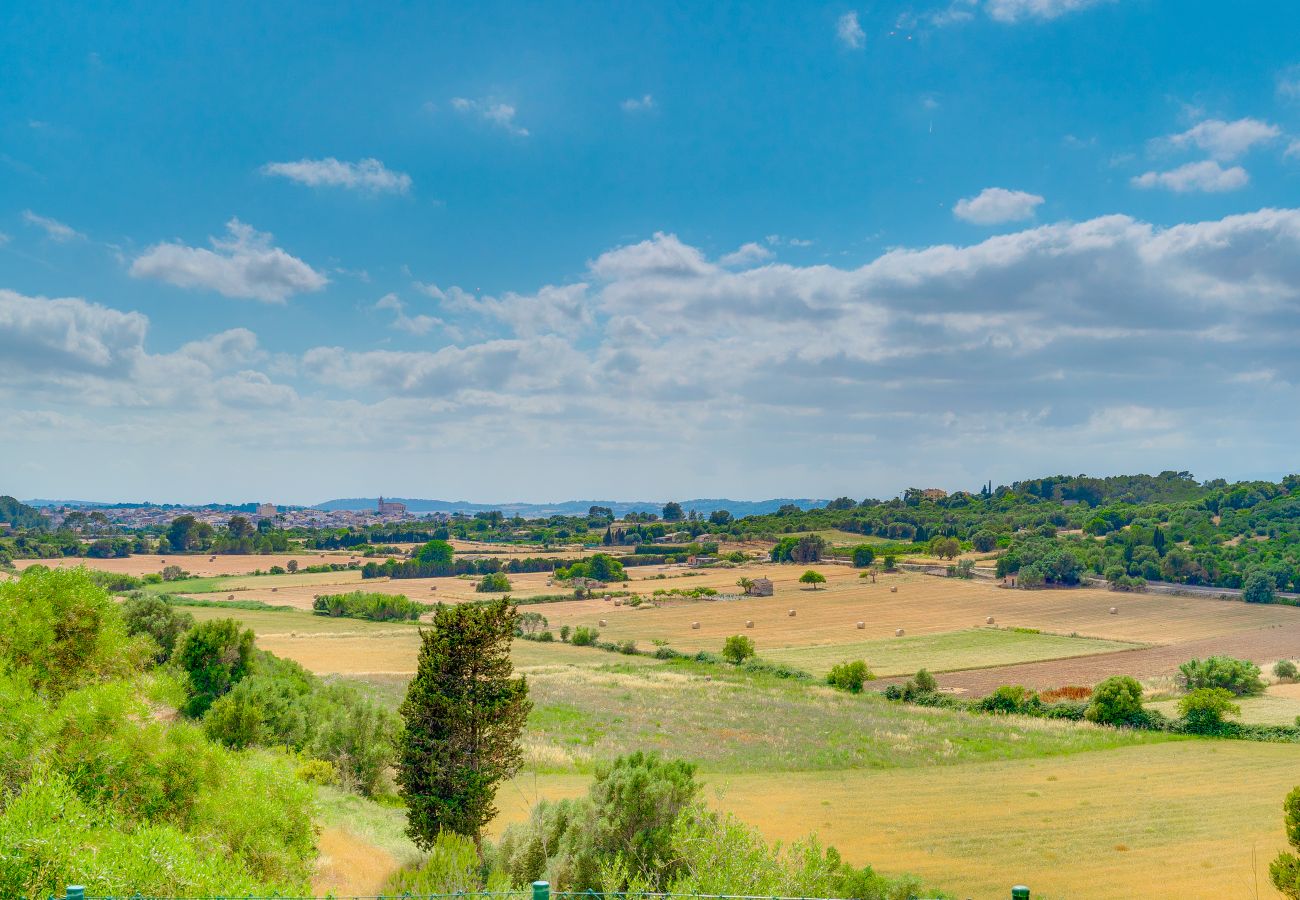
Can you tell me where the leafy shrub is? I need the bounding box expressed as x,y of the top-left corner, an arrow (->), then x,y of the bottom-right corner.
294,758 -> 337,786
1085,675 -> 1145,726
387,830 -> 506,894
851,545 -> 876,567
121,592 -> 195,663
1276,660 -> 1299,682
1178,656 -> 1265,696
722,634 -> 756,665
477,572 -> 513,592
176,618 -> 255,717
560,625 -> 572,642
312,590 -> 429,621
1270,785 -> 1300,898
912,668 -> 938,693
0,566 -> 146,696
978,684 -> 1041,715
826,660 -> 872,693
1244,570 -> 1276,604
496,752 -> 700,890
1179,687 -> 1241,733
741,658 -> 812,680
571,626 -> 599,646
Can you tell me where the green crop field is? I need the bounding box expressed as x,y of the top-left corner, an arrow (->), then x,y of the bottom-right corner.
762,627 -> 1145,677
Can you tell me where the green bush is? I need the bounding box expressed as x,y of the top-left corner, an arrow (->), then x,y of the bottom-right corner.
1276,660 -> 1299,682
850,545 -> 876,567
1271,785 -> 1300,898
1085,675 -> 1145,726
312,590 -> 429,621
1244,570 -> 1276,604
121,593 -> 195,663
176,618 -> 255,717
495,752 -> 699,890
912,668 -> 938,693
1178,656 -> 1265,696
388,830 -> 507,894
978,684 -> 1041,715
477,572 -> 513,592
0,566 -> 146,697
1179,687 -> 1241,733
722,634 -> 756,665
826,660 -> 872,693
571,626 -> 599,646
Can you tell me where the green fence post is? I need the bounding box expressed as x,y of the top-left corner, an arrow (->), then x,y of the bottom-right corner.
65,888 -> 86,900
533,880 -> 551,900
1011,886 -> 1030,900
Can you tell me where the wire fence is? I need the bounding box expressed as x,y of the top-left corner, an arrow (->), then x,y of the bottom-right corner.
55,882 -> 1033,900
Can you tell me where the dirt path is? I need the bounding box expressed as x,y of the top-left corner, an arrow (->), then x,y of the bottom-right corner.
875,621 -> 1300,696
312,826 -> 398,897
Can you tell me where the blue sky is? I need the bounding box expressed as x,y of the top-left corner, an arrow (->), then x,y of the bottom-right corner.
3,0 -> 1300,504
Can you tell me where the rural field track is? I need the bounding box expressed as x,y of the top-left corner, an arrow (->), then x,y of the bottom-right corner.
873,620 -> 1300,696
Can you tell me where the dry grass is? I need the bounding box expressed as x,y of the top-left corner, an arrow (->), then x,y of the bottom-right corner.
529,568 -> 1300,654
14,551 -> 355,577
493,741 -> 1298,899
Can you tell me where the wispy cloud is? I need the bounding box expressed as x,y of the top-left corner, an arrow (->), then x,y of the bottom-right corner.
953,187 -> 1044,224
1131,160 -> 1248,193
836,11 -> 866,48
375,293 -> 441,335
621,94 -> 656,112
719,242 -> 774,267
262,157 -> 412,194
1163,117 -> 1280,161
23,210 -> 83,242
984,0 -> 1117,23
130,219 -> 329,302
450,97 -> 529,136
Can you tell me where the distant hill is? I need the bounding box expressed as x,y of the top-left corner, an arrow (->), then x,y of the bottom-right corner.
0,496 -> 47,527
312,497 -> 826,518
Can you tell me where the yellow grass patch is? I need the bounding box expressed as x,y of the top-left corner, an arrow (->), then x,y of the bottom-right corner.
493,741 -> 1298,900
14,552 -> 355,577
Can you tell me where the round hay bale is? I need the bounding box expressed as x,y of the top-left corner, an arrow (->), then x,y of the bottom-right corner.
227,594 -> 234,601
856,621 -> 865,629
890,586 -> 898,593
895,627 -> 905,637
986,616 -> 995,625
746,620 -> 754,628
613,599 -> 623,607
1110,606 -> 1118,615
271,587 -> 278,592
599,619 -> 607,627
788,609 -> 796,617
603,594 -> 612,600
691,621 -> 701,630
430,586 -> 437,591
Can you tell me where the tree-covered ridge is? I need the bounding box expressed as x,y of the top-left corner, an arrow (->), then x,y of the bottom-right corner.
0,495 -> 45,528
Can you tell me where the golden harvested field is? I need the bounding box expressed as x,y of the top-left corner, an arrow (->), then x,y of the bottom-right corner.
527,567 -> 1300,650
14,551 -> 356,577
205,569 -> 566,610
491,741 -> 1298,900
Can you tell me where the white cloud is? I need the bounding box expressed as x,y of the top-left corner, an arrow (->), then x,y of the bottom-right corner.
1165,117 -> 1280,160
621,94 -> 656,112
984,0 -> 1115,23
1285,139 -> 1300,160
130,218 -> 329,302
22,210 -> 83,242
417,282 -> 591,338
589,232 -> 716,280
953,187 -> 1044,224
375,293 -> 441,335
836,11 -> 866,48
0,288 -> 146,374
261,157 -> 412,194
719,242 -> 775,267
450,97 -> 529,136
1278,65 -> 1300,100
1131,160 -> 1249,193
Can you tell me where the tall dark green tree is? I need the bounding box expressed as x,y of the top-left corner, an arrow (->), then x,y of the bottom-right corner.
398,598 -> 531,849
175,618 -> 255,716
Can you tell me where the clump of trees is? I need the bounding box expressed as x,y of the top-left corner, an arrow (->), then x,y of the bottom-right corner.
477,572 -> 513,592
556,553 -> 626,584
1178,656 -> 1265,696
722,634 -> 756,665
771,534 -> 827,563
312,590 -> 430,621
1271,785 -> 1300,898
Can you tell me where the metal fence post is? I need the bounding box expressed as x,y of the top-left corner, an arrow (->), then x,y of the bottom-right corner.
1012,886 -> 1030,900
533,880 -> 551,900
65,888 -> 86,900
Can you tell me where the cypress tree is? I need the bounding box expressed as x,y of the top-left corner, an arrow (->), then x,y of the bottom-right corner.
397,598 -> 531,849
